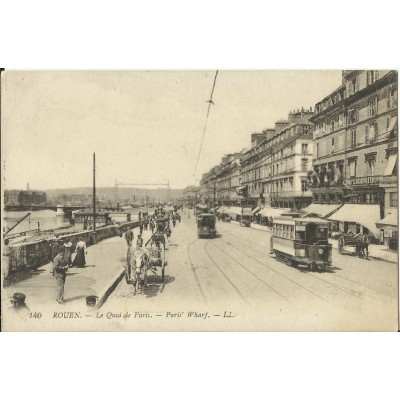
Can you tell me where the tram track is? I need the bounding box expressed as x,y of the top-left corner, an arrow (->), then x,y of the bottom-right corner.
225,227 -> 397,303
186,238 -> 207,303
203,241 -> 247,302
207,241 -> 291,304
220,227 -> 395,306
215,234 -> 332,305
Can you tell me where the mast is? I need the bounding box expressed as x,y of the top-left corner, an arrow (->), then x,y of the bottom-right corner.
93,152 -> 96,234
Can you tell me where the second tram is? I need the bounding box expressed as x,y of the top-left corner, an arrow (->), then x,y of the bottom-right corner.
197,213 -> 217,238
270,216 -> 332,270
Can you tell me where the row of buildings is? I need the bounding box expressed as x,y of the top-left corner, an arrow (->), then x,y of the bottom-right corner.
192,70 -> 398,247
4,190 -> 47,206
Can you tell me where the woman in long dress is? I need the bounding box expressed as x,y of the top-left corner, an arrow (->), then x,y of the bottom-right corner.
63,239 -> 73,266
72,238 -> 87,267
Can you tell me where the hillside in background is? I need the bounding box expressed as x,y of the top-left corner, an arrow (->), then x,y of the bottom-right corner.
45,187 -> 184,204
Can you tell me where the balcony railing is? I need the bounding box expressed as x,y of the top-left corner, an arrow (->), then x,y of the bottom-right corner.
308,174 -> 397,189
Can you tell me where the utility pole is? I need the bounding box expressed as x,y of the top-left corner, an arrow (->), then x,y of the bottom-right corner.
213,178 -> 216,213
168,179 -> 171,203
93,152 -> 96,236
115,178 -> 118,209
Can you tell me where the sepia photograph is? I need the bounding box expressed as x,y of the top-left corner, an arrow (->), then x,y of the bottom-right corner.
1,69 -> 398,331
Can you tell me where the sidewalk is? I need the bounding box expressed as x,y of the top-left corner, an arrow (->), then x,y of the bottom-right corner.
4,226 -> 153,310
328,238 -> 398,264
243,223 -> 397,264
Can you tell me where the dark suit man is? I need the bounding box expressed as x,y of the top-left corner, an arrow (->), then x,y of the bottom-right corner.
53,250 -> 68,304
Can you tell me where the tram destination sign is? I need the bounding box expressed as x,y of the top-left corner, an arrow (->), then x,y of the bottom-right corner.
346,176 -> 378,186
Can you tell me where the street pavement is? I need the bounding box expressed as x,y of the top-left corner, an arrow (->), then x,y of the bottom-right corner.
4,211 -> 397,331
3,225 -> 153,312
103,210 -> 398,331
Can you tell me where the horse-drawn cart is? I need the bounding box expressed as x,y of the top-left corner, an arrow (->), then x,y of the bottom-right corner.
147,245 -> 167,283
337,233 -> 367,258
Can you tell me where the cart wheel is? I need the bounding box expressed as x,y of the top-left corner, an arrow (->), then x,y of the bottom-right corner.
124,265 -> 130,284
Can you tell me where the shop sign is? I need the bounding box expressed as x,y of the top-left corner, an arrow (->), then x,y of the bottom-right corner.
346,176 -> 378,186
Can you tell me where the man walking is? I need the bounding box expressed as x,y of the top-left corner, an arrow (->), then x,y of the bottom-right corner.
125,229 -> 134,247
53,248 -> 68,304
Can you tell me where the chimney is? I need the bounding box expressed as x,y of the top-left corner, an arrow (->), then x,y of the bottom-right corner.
27,182 -> 29,191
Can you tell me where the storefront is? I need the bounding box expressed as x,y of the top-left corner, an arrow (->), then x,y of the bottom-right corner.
257,207 -> 291,226
328,203 -> 381,239
376,211 -> 398,250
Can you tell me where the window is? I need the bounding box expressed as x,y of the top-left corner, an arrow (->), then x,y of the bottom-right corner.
367,70 -> 379,85
328,165 -> 335,181
331,137 -> 335,154
330,118 -> 335,132
301,179 -> 307,192
350,78 -> 357,95
387,88 -> 396,110
302,143 -> 308,155
350,129 -> 357,149
348,108 -> 358,125
316,143 -> 319,158
368,97 -> 378,116
348,159 -> 357,177
367,123 -> 378,143
338,113 -> 344,127
301,158 -> 308,172
366,158 -> 375,176
390,192 -> 398,208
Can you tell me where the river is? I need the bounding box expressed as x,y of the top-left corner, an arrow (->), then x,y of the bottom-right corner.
3,210 -> 69,235
3,208 -> 153,237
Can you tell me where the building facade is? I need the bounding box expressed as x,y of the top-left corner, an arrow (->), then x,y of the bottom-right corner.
241,109 -> 314,209
309,70 -> 398,242
199,153 -> 242,207
182,186 -> 200,207
4,190 -> 47,206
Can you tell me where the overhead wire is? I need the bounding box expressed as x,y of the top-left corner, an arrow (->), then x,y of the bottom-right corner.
193,70 -> 219,177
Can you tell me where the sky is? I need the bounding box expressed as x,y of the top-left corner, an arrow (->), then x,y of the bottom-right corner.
1,70 -> 342,190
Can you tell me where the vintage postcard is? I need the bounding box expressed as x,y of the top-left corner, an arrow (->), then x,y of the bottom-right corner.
1,70 -> 398,331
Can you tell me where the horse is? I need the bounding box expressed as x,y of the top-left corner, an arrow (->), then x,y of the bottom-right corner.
126,246 -> 150,294
355,233 -> 369,259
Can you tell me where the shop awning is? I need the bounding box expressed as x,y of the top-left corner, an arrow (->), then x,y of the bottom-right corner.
258,208 -> 290,218
228,207 -> 242,215
376,211 -> 398,228
302,203 -> 343,218
252,206 -> 262,215
242,207 -> 253,216
384,153 -> 397,176
328,203 -> 381,237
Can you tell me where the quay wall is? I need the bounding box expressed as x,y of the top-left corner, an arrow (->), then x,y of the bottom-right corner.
6,221 -> 142,280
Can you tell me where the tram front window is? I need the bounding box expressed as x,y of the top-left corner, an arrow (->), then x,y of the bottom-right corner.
198,216 -> 214,227
316,227 -> 328,241
305,223 -> 317,244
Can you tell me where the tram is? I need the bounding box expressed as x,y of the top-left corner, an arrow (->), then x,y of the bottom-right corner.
197,213 -> 217,238
270,216 -> 332,270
